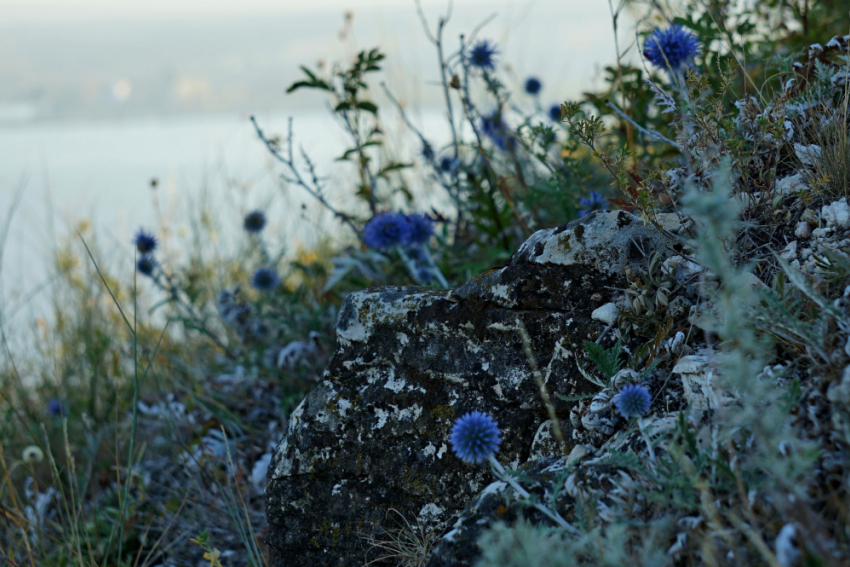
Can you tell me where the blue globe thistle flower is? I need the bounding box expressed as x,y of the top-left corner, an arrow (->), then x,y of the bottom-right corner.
481,111 -> 514,151
524,77 -> 542,95
450,411 -> 501,464
133,229 -> 157,254
613,384 -> 652,419
363,212 -> 410,251
404,214 -> 434,246
549,104 -> 563,122
643,24 -> 700,72
421,143 -> 435,162
578,191 -> 609,217
415,266 -> 434,284
136,255 -> 156,276
243,210 -> 267,233
47,398 -> 65,417
439,156 -> 458,173
468,39 -> 498,71
251,267 -> 279,292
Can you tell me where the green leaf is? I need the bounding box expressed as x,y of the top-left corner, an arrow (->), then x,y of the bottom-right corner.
376,162 -> 411,178
583,340 -> 624,380
286,66 -> 331,93
356,101 -> 378,115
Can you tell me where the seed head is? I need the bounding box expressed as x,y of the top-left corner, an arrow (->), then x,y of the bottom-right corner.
450,411 -> 501,464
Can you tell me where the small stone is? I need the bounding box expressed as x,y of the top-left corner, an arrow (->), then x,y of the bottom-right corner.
662,255 -> 704,280
775,173 -> 808,194
812,227 -> 833,238
801,208 -> 818,226
794,221 -> 811,239
794,143 -> 822,167
780,240 -> 798,260
821,197 -> 850,228
591,303 -> 620,326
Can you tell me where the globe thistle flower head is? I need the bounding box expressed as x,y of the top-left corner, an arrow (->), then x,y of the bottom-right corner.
404,213 -> 434,246
415,266 -> 434,285
421,143 -> 435,162
47,398 -> 65,417
363,212 -> 410,251
133,229 -> 157,254
614,384 -> 652,419
439,156 -> 458,173
644,25 -> 700,72
549,104 -> 563,122
578,191 -> 609,217
450,411 -> 501,464
251,267 -> 279,292
524,77 -> 542,95
468,39 -> 498,71
243,210 -> 267,233
481,111 -> 514,151
136,255 -> 155,276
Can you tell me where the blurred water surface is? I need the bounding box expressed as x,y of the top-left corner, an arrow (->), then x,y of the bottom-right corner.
0,0 -> 627,335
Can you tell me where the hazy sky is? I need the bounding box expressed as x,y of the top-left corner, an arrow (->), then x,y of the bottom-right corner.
1,0 -> 504,23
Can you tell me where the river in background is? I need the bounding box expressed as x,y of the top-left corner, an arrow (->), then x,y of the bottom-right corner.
0,0 -> 630,347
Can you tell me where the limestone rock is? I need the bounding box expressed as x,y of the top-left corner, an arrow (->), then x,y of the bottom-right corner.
265,211 -> 677,566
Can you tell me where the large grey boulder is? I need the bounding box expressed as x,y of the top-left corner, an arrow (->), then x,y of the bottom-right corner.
265,211 -> 679,566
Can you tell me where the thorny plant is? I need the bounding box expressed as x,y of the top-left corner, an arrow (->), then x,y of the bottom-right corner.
3,1 -> 850,566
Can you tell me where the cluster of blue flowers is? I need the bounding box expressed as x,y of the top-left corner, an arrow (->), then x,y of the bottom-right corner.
241,210 -> 280,292
133,229 -> 158,276
643,24 -> 700,72
363,212 -> 434,251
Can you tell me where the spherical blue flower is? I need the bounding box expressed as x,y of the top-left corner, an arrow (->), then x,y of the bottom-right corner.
421,143 -> 435,162
450,411 -> 501,463
47,398 -> 65,417
251,267 -> 279,292
404,214 -> 434,246
468,39 -> 498,71
136,255 -> 156,276
613,384 -> 652,419
549,104 -> 563,122
363,212 -> 410,251
643,24 -> 700,72
415,266 -> 434,284
243,210 -> 267,233
133,229 -> 157,254
524,77 -> 542,95
481,111 -> 514,151
439,156 -> 458,173
578,191 -> 609,217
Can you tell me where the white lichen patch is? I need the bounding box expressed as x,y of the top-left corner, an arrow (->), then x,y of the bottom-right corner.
374,408 -> 389,428
336,398 -> 352,418
384,371 -> 407,393
489,284 -> 516,307
437,443 -> 447,459
418,503 -> 445,524
422,443 -> 437,458
337,291 -> 436,346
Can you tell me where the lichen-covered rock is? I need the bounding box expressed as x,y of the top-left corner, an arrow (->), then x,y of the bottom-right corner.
265,211 -> 678,566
